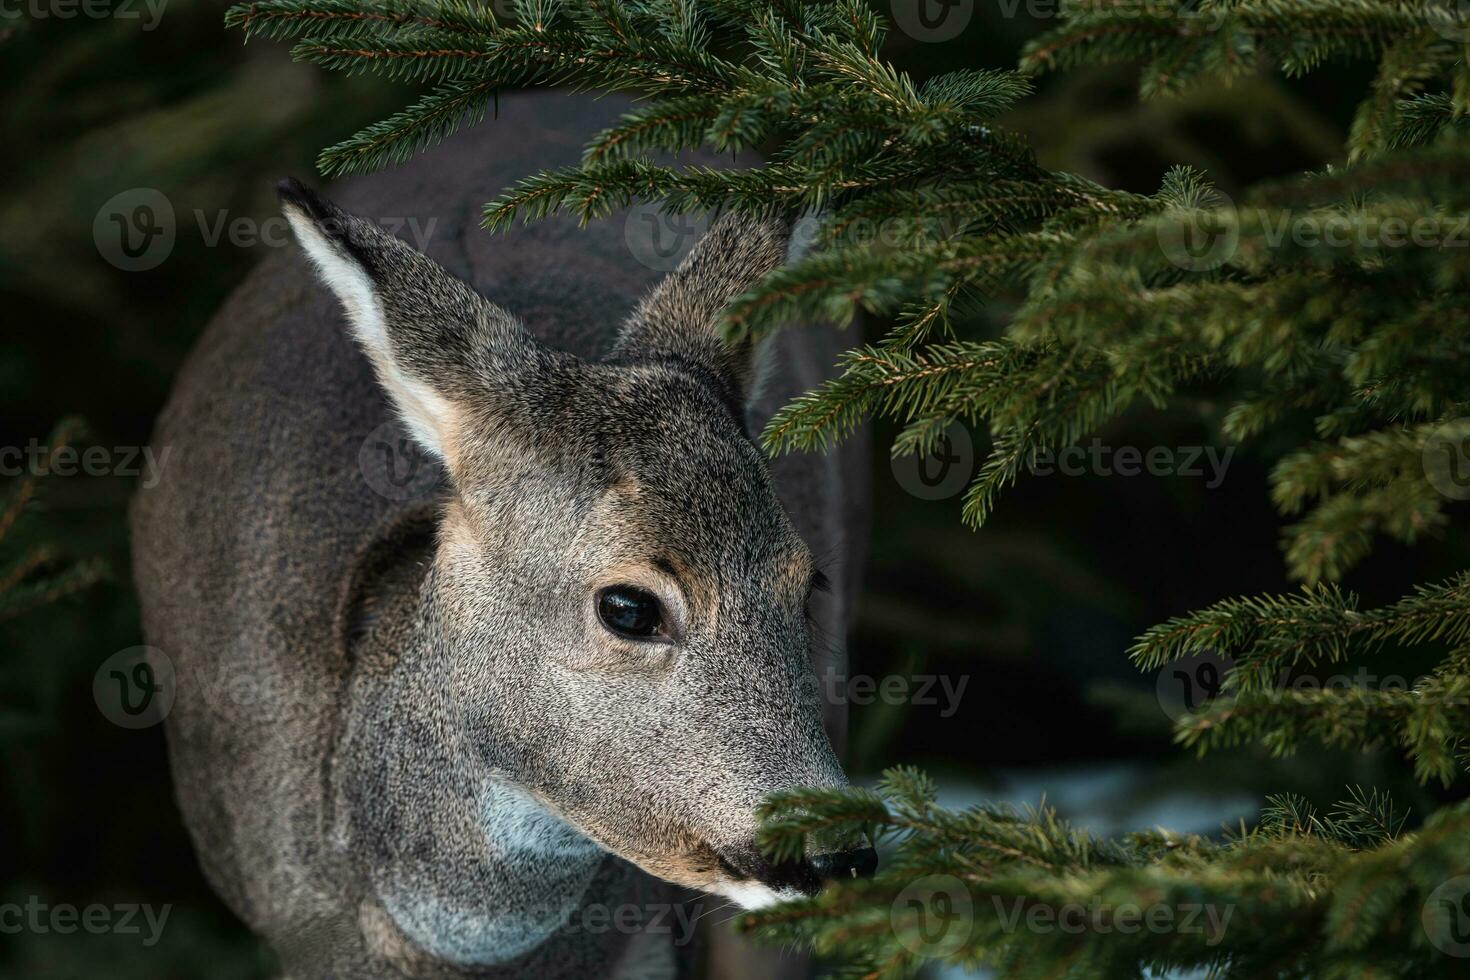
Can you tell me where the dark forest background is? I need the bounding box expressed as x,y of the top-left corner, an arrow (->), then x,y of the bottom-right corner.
2,1 -> 1465,975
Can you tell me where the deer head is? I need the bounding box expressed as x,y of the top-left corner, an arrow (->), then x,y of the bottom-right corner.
277,180 -> 875,931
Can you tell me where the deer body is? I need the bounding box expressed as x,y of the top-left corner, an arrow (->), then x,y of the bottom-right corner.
130,91 -> 869,978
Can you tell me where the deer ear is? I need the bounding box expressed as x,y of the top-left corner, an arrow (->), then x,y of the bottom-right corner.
278,178 -> 540,469
610,210 -> 793,414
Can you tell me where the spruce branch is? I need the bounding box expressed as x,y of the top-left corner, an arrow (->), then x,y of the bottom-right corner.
229,3 -> 1470,972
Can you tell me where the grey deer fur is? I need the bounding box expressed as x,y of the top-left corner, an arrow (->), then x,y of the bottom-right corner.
130,91 -> 870,979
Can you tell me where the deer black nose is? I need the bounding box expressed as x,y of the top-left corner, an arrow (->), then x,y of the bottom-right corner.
809,846 -> 879,882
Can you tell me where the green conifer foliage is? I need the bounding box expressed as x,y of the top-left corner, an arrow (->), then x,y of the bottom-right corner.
227,1 -> 1470,973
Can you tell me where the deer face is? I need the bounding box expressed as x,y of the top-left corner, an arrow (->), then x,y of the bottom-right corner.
280,182 -> 874,911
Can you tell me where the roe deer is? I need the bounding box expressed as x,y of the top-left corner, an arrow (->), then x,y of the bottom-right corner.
130,90 -> 871,979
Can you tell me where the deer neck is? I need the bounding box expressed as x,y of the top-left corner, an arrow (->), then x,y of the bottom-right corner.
336,555 -> 608,968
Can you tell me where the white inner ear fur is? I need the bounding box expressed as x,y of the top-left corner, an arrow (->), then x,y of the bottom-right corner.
283,205 -> 456,462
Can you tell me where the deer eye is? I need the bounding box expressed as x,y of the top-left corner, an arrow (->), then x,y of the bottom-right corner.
597,586 -> 665,640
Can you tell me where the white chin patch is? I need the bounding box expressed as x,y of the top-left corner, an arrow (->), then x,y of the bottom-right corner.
710,880 -> 806,910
